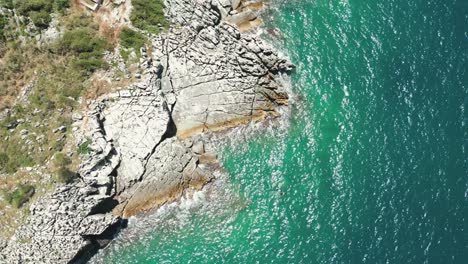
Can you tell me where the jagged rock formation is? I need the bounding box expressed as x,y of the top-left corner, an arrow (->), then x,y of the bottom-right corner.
0,0 -> 293,263
162,0 -> 293,138
0,124 -> 121,263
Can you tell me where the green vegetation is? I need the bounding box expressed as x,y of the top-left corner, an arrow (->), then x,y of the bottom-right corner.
3,184 -> 35,208
0,0 -> 170,206
0,0 -> 14,9
78,137 -> 92,155
57,28 -> 109,72
16,0 -> 53,29
0,15 -> 7,41
53,153 -> 75,183
54,0 -> 70,14
0,12 -> 109,175
0,0 -> 70,29
130,0 -> 169,34
0,170 -> 58,238
0,3 -> 126,237
0,117 -> 37,173
0,153 -> 9,171
119,27 -> 147,61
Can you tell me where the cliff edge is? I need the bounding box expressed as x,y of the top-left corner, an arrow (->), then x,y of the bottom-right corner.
0,0 -> 293,263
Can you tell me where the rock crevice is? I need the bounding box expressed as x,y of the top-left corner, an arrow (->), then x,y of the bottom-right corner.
0,0 -> 293,262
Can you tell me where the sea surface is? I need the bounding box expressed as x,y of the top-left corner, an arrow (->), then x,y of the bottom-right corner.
93,0 -> 467,263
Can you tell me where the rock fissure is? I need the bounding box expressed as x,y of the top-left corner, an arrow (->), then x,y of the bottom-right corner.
0,0 -> 294,262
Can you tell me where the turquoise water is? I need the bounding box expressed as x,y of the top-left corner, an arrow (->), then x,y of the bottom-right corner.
96,0 -> 467,263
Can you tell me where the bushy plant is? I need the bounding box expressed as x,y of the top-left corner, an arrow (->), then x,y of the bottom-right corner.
0,0 -> 13,9
120,27 -> 147,50
53,152 -> 75,183
54,0 -> 69,13
130,0 -> 169,34
0,15 -> 7,41
60,12 -> 94,31
58,28 -> 108,72
53,152 -> 70,168
119,27 -> 147,61
77,138 -> 92,155
56,166 -> 75,183
16,0 -> 53,29
16,0 -> 52,14
59,28 -> 105,53
0,153 -> 9,169
4,184 -> 35,208
3,0 -> 70,29
28,9 -> 51,28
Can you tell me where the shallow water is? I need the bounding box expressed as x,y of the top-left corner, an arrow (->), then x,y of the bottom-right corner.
93,0 -> 467,263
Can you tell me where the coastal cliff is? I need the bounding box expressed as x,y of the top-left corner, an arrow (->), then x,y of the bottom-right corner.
0,0 -> 293,262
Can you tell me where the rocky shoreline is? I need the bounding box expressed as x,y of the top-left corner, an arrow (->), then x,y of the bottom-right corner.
0,0 -> 293,263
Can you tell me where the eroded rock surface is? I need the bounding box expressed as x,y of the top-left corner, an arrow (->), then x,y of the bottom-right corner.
0,0 -> 293,262
162,0 -> 293,138
0,121 -> 121,263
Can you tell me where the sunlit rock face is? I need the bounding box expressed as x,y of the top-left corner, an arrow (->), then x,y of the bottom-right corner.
0,0 -> 292,262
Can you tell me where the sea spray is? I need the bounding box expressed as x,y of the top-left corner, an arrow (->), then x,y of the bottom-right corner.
91,171 -> 249,263
97,0 -> 467,262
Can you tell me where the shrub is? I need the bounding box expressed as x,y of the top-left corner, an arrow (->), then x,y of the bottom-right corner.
60,12 -> 94,31
2,44 -> 31,73
0,152 -> 9,170
53,152 -> 70,168
119,27 -> 147,61
73,56 -> 106,72
77,138 -> 92,155
59,28 -> 106,53
6,0 -> 70,29
4,184 -> 35,208
0,15 -> 7,41
56,166 -> 75,183
0,153 -> 15,173
28,9 -> 52,29
16,0 -> 53,29
53,152 -> 75,183
54,0 -> 69,13
18,156 -> 35,167
130,0 -> 169,34
16,0 -> 52,14
57,28 -> 108,72
0,0 -> 13,9
120,27 -> 147,51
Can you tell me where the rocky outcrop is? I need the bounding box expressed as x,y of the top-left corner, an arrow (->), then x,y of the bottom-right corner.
0,0 -> 293,262
0,126 -> 121,263
115,137 -> 216,217
162,0 -> 293,138
0,91 -> 124,263
88,56 -> 217,218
